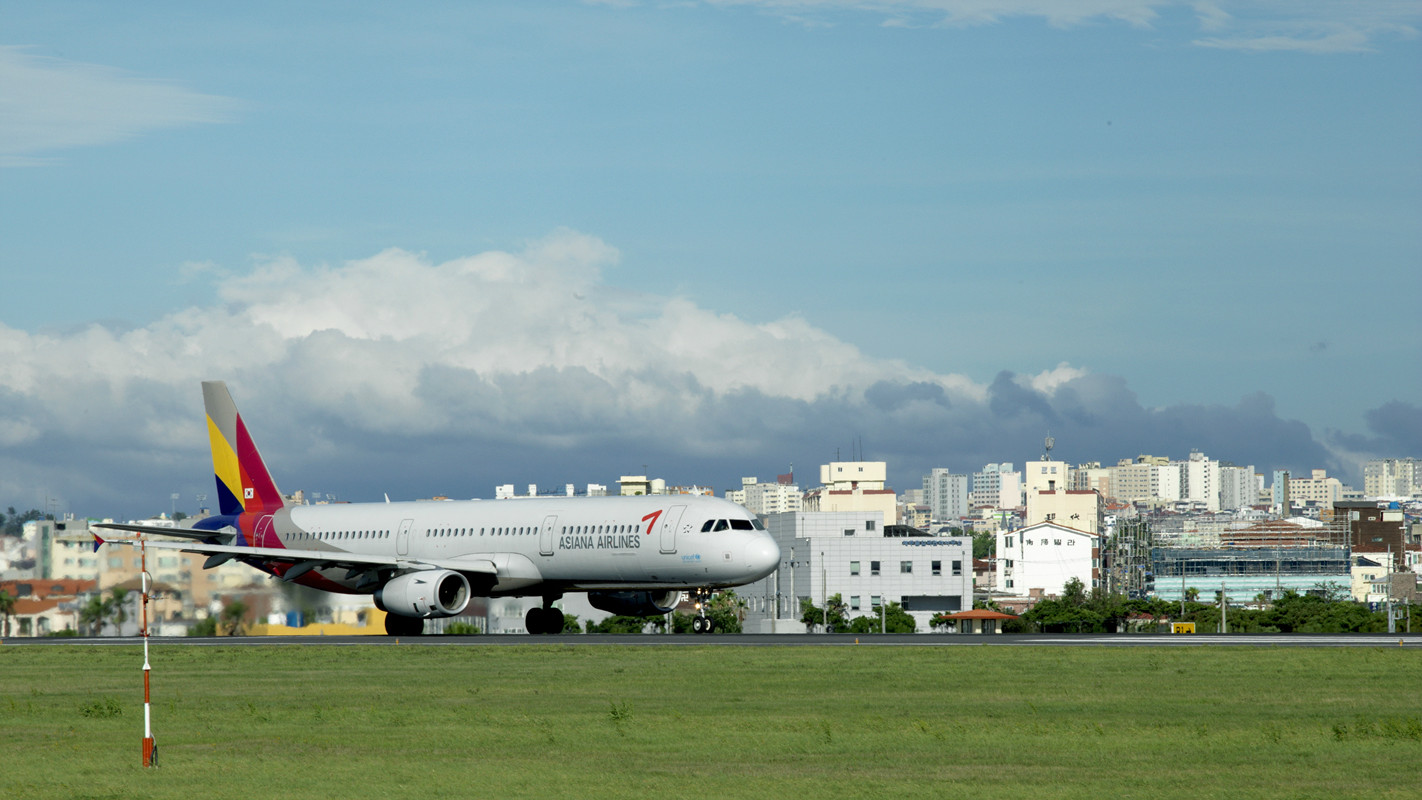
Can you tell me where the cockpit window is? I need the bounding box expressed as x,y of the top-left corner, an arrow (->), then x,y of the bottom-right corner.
701,519 -> 715,532
730,519 -> 754,531
713,519 -> 730,532
751,518 -> 765,530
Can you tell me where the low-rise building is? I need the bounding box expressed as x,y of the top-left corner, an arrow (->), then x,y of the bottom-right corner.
938,608 -> 1019,634
994,521 -> 1100,597
803,461 -> 898,525
737,511 -> 971,633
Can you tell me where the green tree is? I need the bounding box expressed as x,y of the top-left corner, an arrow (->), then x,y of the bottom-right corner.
586,615 -> 652,634
845,602 -> 916,634
1085,587 -> 1130,632
107,588 -> 130,635
1023,596 -> 1105,633
800,594 -> 850,632
0,589 -> 15,637
703,590 -> 746,633
971,530 -> 995,560
187,616 -> 218,636
3,507 -> 43,537
79,594 -> 111,636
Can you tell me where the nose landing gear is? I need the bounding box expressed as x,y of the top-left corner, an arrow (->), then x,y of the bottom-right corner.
690,587 -> 716,634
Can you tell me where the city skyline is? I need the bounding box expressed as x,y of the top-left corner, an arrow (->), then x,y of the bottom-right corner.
1,2 -> 1418,518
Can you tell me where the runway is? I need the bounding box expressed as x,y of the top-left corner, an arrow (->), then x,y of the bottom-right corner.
5,632 -> 1419,647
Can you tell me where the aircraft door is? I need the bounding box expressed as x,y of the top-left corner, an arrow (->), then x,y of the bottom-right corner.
660,505 -> 686,555
253,515 -> 276,549
397,518 -> 414,556
539,515 -> 557,557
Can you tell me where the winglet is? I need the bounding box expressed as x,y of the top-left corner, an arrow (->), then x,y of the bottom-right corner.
92,533 -> 106,553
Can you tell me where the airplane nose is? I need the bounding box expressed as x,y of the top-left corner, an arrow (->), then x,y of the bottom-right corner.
746,536 -> 780,580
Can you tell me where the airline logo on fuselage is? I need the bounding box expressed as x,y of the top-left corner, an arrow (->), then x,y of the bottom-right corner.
556,509 -> 665,551
557,532 -> 643,550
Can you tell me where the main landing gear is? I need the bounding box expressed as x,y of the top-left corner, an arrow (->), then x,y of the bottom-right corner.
384,613 -> 425,636
525,597 -> 565,635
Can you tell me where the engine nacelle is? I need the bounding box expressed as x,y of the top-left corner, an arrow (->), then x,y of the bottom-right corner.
374,570 -> 471,619
587,590 -> 682,617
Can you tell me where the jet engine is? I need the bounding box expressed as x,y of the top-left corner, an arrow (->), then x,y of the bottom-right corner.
374,570 -> 471,618
587,590 -> 682,617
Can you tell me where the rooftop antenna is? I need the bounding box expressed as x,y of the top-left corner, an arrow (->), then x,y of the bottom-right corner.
1042,433 -> 1055,462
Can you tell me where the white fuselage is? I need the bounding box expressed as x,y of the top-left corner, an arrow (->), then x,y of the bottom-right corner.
259,494 -> 779,596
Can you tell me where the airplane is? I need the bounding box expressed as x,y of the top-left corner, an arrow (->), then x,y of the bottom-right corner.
95,381 -> 780,636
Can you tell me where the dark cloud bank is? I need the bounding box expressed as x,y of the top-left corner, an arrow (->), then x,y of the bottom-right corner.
8,368 -> 1414,520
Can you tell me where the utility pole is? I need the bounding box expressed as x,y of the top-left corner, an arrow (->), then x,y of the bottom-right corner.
1180,559 -> 1186,616
821,553 -> 827,632
1220,582 -> 1227,634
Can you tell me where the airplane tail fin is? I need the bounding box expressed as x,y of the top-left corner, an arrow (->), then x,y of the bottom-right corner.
203,381 -> 285,517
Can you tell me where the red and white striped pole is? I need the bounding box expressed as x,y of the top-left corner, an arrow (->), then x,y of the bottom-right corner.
141,533 -> 156,768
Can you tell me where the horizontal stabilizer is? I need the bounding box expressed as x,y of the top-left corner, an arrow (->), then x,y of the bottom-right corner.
101,536 -> 501,580
93,522 -> 232,542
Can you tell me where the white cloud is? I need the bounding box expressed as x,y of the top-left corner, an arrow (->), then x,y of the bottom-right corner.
0,229 -> 976,439
0,46 -> 236,167
1025,362 -> 1089,394
0,230 -> 1365,515
695,1 -> 1420,51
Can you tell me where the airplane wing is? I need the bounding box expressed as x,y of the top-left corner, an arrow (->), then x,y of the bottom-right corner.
93,529 -> 498,582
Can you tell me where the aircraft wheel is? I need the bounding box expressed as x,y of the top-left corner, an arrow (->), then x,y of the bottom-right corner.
525,607 -> 546,635
692,616 -> 707,634
385,613 -> 424,636
707,618 -> 717,633
547,608 -> 565,633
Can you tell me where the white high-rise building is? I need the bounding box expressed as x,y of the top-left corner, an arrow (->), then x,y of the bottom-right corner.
1180,451 -> 1221,511
1363,458 -> 1420,498
922,468 -> 970,522
726,477 -> 803,515
1218,465 -> 1257,511
1108,457 -> 1181,506
971,463 -> 1022,511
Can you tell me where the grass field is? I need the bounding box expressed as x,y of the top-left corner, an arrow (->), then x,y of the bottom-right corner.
2,643 -> 1419,799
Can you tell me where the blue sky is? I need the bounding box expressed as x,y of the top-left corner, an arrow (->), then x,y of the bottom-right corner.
1,1 -> 1419,518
